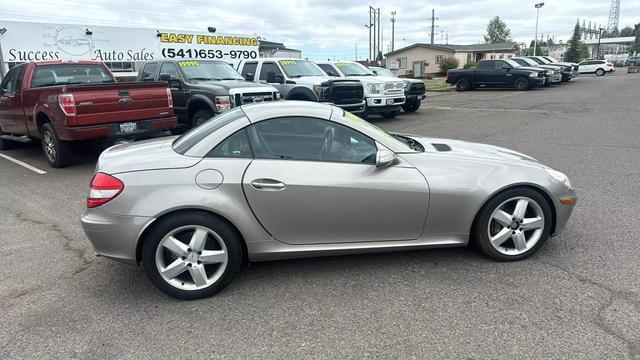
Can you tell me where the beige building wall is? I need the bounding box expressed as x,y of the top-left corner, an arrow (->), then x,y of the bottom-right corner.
478,51 -> 516,61
453,51 -> 474,67
386,47 -> 455,76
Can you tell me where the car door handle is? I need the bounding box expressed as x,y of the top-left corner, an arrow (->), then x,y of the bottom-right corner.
251,179 -> 286,191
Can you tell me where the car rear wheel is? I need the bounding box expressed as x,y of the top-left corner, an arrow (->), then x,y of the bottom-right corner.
402,100 -> 421,112
513,77 -> 530,90
473,187 -> 552,261
456,79 -> 470,91
142,211 -> 243,300
191,109 -> 215,128
596,68 -> 605,76
41,123 -> 73,168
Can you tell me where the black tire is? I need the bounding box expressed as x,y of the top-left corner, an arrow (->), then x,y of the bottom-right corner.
402,100 -> 421,112
456,78 -> 470,91
0,127 -> 16,150
596,68 -> 605,76
513,77 -> 530,90
472,187 -> 553,262
40,123 -> 73,168
142,211 -> 243,300
191,109 -> 215,128
382,110 -> 400,119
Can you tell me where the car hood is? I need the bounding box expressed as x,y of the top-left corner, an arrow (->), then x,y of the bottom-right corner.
193,79 -> 277,92
97,137 -> 201,174
517,66 -> 546,73
290,75 -> 340,85
406,135 -> 540,164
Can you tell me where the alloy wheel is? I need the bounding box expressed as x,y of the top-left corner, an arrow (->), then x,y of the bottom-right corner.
43,131 -> 56,162
487,196 -> 545,256
155,225 -> 229,291
514,78 -> 528,90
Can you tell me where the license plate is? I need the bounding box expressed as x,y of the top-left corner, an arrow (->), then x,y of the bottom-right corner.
119,122 -> 137,133
386,99 -> 394,105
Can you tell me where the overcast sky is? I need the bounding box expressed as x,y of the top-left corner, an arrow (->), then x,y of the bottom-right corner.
1,0 -> 638,60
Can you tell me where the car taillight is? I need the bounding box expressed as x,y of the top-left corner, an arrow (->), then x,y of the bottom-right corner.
87,172 -> 124,208
58,93 -> 76,116
607,63 -> 613,67
166,88 -> 173,108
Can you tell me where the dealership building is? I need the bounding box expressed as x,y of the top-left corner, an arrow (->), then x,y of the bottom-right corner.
0,20 -> 299,80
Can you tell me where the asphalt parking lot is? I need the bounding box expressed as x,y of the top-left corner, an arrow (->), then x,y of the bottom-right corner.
1,72 -> 639,359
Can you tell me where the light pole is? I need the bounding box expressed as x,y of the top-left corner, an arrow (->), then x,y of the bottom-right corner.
391,11 -> 396,52
534,2 -> 544,56
597,27 -> 604,59
364,23 -> 373,60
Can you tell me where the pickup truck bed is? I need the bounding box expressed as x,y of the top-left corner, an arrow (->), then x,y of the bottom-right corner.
0,61 -> 177,167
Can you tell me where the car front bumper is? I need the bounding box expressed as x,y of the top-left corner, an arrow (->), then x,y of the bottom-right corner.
547,73 -> 563,83
330,100 -> 366,114
81,206 -> 152,264
531,78 -> 546,88
366,96 -> 406,107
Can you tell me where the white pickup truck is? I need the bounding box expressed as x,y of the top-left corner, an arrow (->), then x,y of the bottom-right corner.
316,61 -> 406,118
237,58 -> 365,114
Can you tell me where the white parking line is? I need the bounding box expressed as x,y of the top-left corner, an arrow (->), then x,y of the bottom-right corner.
0,153 -> 47,175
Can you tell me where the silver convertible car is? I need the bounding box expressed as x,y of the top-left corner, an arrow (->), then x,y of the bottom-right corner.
81,101 -> 576,299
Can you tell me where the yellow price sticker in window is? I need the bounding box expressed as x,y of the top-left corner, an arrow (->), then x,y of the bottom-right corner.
179,61 -> 200,67
278,60 -> 297,65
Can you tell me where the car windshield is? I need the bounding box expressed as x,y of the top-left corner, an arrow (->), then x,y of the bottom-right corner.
179,60 -> 244,81
172,108 -> 245,154
31,64 -> 114,88
334,62 -> 375,76
370,67 -> 397,77
516,58 -> 538,66
277,60 -> 326,77
544,57 -> 559,63
343,112 -> 417,152
504,59 -> 523,68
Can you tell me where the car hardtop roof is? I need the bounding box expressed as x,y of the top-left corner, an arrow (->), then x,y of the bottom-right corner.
240,100 -> 335,123
257,58 -> 309,62
33,60 -> 105,66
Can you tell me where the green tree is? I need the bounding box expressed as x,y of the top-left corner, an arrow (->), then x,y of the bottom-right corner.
579,43 -> 589,60
629,23 -> 640,54
484,16 -> 512,43
439,57 -> 459,75
619,26 -> 634,37
565,21 -> 583,62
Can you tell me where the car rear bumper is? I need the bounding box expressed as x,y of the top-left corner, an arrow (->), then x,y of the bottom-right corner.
81,207 -> 152,264
57,116 -> 177,141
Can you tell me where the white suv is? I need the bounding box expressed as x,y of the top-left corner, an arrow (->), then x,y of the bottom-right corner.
578,60 -> 615,76
316,61 -> 406,119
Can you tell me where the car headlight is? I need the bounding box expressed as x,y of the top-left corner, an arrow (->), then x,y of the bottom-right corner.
312,85 -> 322,96
545,168 -> 572,188
367,83 -> 382,94
214,96 -> 232,112
275,92 -> 281,100
546,70 -> 555,75
529,72 -> 538,77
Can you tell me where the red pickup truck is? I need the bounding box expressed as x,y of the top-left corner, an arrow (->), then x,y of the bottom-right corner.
0,61 -> 177,167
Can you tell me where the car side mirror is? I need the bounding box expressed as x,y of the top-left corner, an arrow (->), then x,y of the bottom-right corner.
267,72 -> 284,84
160,73 -> 182,89
376,148 -> 396,168
244,72 -> 254,81
502,65 -> 511,70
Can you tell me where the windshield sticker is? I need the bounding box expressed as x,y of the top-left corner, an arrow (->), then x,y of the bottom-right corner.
278,60 -> 297,65
179,61 -> 200,67
335,63 -> 350,67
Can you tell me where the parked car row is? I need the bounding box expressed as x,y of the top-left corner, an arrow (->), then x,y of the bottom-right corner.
446,56 -> 580,91
0,59 -> 426,168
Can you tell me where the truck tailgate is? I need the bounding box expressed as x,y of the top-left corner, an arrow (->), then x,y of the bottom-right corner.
63,82 -> 172,127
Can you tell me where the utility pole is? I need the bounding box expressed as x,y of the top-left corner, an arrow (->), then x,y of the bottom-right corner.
429,9 -> 438,45
391,11 -> 396,52
377,7 -> 381,60
534,2 -> 544,56
355,42 -> 358,61
368,7 -> 373,60
597,27 -> 604,59
371,6 -> 377,61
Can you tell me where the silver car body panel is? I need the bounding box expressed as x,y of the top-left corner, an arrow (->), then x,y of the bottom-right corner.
82,102 -> 576,264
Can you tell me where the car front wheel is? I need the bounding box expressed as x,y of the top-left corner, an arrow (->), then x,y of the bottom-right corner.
513,78 -> 530,90
473,187 -> 552,261
456,79 -> 470,91
142,211 -> 243,300
402,100 -> 421,112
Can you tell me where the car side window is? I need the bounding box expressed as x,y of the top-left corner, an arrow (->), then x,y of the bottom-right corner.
477,61 -> 493,69
259,62 -> 283,81
207,129 -> 253,158
141,63 -> 157,81
494,61 -> 507,70
0,66 -> 24,95
318,64 -> 340,77
241,62 -> 258,80
246,117 -> 377,165
160,63 -> 181,79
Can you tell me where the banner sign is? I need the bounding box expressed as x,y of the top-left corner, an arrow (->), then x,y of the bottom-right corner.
0,21 -> 259,64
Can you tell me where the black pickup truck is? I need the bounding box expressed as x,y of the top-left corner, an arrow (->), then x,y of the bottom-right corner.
446,59 -> 546,91
138,60 -> 280,129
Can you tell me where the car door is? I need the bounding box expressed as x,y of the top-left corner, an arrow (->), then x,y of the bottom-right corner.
475,60 -> 496,84
159,62 -> 188,118
491,60 -> 512,85
0,65 -> 26,134
241,116 -> 430,245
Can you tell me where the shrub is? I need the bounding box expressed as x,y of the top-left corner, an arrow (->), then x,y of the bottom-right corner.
439,57 -> 460,75
463,61 -> 477,69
